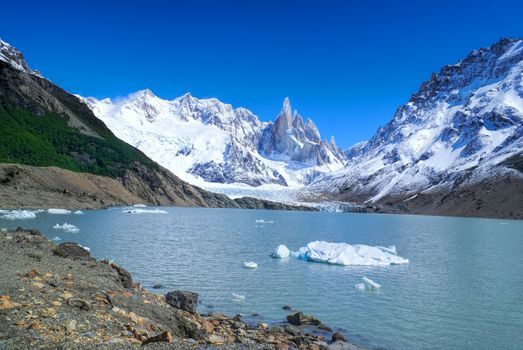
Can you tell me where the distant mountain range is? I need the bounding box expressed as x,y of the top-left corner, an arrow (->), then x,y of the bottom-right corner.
79,93 -> 346,188
1,36 -> 522,218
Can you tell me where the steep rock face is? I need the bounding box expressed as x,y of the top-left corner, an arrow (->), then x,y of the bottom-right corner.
311,38 -> 523,211
258,97 -> 345,167
82,93 -> 347,188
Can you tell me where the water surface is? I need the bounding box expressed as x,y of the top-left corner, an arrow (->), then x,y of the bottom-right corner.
2,207 -> 522,350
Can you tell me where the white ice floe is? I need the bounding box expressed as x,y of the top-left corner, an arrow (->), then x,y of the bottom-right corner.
275,241 -> 409,266
48,209 -> 72,215
73,210 -> 84,215
83,246 -> 91,252
255,219 -> 274,224
362,276 -> 381,290
122,209 -> 168,214
232,293 -> 245,300
271,244 -> 291,259
243,261 -> 258,269
51,236 -> 62,241
354,283 -> 366,291
53,223 -> 79,233
133,204 -> 147,208
0,210 -> 37,220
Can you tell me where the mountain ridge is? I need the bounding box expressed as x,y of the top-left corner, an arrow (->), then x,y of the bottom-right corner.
309,37 -> 523,218
80,91 -> 347,188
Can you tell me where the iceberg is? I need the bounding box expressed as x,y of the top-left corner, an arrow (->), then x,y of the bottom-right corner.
271,244 -> 291,259
73,210 -> 84,215
0,210 -> 37,220
133,204 -> 147,208
232,293 -> 245,300
355,277 -> 381,291
354,283 -> 366,291
53,223 -> 79,233
279,241 -> 408,266
83,246 -> 91,252
255,219 -> 274,224
51,236 -> 62,241
48,208 -> 72,214
243,261 -> 258,269
122,208 -> 168,214
362,276 -> 381,290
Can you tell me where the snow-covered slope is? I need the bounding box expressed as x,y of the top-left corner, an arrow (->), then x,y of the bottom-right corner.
0,39 -> 42,77
80,92 -> 346,190
311,38 -> 523,202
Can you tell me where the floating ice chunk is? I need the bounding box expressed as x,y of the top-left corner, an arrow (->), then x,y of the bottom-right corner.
122,209 -> 168,214
51,236 -> 62,241
1,210 -> 37,220
362,276 -> 381,291
73,210 -> 84,215
48,208 -> 71,214
53,223 -> 79,233
354,283 -> 366,291
255,219 -> 274,224
232,293 -> 245,300
83,246 -> 91,252
243,261 -> 258,269
133,204 -> 147,208
271,245 -> 291,259
291,241 -> 409,266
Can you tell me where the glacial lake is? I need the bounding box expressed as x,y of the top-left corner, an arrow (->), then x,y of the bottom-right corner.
2,207 -> 523,350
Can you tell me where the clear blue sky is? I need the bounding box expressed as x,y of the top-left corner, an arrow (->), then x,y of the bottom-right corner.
1,0 -> 522,148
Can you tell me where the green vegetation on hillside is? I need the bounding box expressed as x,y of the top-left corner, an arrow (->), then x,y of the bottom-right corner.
0,106 -> 157,177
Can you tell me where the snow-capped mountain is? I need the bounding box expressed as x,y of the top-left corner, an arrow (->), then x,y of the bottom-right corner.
0,39 -> 42,77
311,38 -> 523,204
80,92 -> 346,188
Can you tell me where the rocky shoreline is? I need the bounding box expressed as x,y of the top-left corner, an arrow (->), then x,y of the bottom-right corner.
0,228 -> 362,349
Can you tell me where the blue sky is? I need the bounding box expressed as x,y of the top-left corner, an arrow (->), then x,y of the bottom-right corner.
1,0 -> 522,148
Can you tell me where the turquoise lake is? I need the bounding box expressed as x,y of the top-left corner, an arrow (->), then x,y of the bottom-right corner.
2,207 -> 522,349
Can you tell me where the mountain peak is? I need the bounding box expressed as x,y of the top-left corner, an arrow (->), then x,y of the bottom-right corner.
0,38 -> 41,77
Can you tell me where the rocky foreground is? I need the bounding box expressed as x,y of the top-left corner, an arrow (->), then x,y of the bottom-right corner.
0,228 -> 361,349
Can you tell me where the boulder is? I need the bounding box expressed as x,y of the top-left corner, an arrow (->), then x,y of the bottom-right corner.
331,331 -> 347,343
53,243 -> 91,260
287,312 -> 322,326
165,290 -> 199,314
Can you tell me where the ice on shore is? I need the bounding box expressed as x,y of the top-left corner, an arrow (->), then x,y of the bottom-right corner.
83,246 -> 91,252
48,209 -> 72,215
271,244 -> 291,259
0,210 -> 37,220
243,261 -> 258,269
53,223 -> 79,233
73,210 -> 84,215
122,208 -> 168,214
274,241 -> 409,266
133,204 -> 147,208
255,219 -> 274,224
